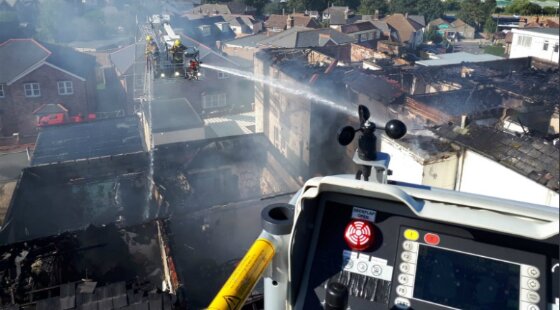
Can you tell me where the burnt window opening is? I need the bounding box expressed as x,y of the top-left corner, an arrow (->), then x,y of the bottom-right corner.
543,41 -> 549,51
0,84 -> 5,98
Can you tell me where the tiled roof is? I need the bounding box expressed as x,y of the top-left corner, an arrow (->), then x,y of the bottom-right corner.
224,33 -> 270,47
265,14 -> 320,30
0,39 -> 50,83
384,14 -> 424,43
258,27 -> 355,48
432,124 -> 560,192
340,21 -> 377,33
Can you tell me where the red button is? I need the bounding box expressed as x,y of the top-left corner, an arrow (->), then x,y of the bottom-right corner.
344,220 -> 374,251
424,233 -> 440,245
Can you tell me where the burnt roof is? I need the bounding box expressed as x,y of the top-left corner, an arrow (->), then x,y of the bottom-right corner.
3,134 -> 300,244
432,124 -> 559,192
344,70 -> 404,105
32,116 -> 145,166
0,221 -> 173,308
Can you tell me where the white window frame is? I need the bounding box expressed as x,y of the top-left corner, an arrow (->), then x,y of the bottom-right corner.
0,84 -> 5,98
217,71 -> 229,79
24,82 -> 40,97
202,93 -> 227,109
57,80 -> 74,95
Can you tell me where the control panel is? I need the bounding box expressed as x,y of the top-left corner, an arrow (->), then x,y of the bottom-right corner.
289,182 -> 559,310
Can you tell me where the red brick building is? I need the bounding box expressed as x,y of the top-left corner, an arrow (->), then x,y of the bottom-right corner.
0,39 -> 97,137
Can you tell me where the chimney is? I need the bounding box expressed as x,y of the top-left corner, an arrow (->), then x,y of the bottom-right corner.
460,115 -> 469,129
405,12 -> 409,19
287,15 -> 294,29
374,9 -> 379,20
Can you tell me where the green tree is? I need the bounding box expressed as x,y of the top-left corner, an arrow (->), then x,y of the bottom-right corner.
243,0 -> 269,15
389,0 -> 419,14
417,0 -> 444,22
445,0 -> 461,12
388,0 -> 444,22
505,0 -> 542,15
424,26 -> 443,43
358,0 -> 388,15
542,6 -> 558,15
263,1 -> 284,14
457,0 -> 495,31
484,15 -> 497,33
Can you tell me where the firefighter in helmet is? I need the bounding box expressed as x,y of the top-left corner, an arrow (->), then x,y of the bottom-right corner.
171,39 -> 186,63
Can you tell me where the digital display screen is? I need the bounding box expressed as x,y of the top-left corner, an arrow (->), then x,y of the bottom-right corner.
414,245 -> 520,310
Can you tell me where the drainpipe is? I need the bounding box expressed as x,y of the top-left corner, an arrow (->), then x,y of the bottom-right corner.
454,147 -> 466,192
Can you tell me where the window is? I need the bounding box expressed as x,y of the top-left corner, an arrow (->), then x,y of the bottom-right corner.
517,35 -> 532,47
0,84 -> 5,98
24,83 -> 40,97
202,93 -> 227,109
554,44 -> 559,53
57,81 -> 73,95
217,72 -> 229,79
199,25 -> 211,37
543,41 -> 549,51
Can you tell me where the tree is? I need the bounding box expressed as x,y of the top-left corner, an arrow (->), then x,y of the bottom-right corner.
358,0 -> 388,15
417,0 -> 444,22
424,26 -> 442,43
457,0 -> 495,31
263,1 -> 283,14
243,0 -> 269,15
445,0 -> 461,12
484,15 -> 497,33
388,0 -> 443,22
389,0 -> 418,14
505,0 -> 542,15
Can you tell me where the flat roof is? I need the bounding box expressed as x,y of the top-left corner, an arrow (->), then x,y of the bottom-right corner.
513,27 -> 560,37
416,52 -> 503,67
32,116 -> 145,166
150,98 -> 204,133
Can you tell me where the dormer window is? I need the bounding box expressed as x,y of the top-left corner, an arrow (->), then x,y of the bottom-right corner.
199,25 -> 211,37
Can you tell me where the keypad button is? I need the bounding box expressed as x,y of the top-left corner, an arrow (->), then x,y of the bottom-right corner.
402,241 -> 419,253
371,264 -> 383,276
396,285 -> 412,298
394,297 -> 411,309
401,251 -> 417,263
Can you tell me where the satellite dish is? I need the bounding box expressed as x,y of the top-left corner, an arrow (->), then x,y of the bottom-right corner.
337,126 -> 355,146
385,120 -> 407,139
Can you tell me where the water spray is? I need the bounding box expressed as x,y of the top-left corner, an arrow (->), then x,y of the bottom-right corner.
200,63 -> 358,118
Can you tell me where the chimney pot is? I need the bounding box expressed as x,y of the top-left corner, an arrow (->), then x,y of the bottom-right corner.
461,115 -> 469,129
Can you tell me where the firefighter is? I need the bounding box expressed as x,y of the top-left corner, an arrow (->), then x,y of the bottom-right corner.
189,59 -> 199,79
171,39 -> 186,63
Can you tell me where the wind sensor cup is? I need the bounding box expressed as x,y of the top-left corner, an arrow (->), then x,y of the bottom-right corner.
337,105 -> 406,182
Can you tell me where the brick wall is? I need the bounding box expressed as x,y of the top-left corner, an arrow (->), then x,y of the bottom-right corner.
0,64 -> 90,136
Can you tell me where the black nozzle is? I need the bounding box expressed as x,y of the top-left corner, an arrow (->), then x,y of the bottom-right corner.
324,282 -> 349,310
385,119 -> 407,139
